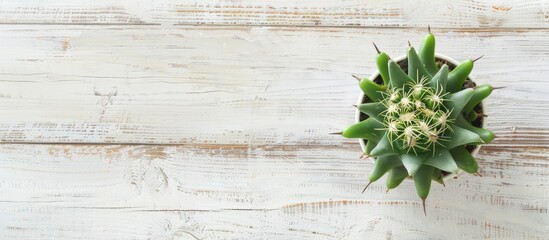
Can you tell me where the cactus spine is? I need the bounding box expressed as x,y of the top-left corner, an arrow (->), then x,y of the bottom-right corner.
341,29 -> 494,214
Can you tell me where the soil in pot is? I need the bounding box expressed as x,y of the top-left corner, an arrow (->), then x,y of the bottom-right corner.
358,57 -> 484,178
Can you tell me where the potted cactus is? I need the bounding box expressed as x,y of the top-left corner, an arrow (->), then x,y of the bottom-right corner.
336,28 -> 494,214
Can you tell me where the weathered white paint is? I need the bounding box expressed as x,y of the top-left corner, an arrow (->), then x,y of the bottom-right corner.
0,26 -> 548,147
0,1 -> 548,239
0,144 -> 547,239
0,0 -> 547,28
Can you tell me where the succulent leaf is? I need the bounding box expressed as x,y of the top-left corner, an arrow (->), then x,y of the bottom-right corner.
388,60 -> 413,89
414,165 -> 434,198
357,102 -> 386,120
432,168 -> 444,185
408,47 -> 431,81
428,64 -> 448,91
368,155 -> 402,182
419,33 -> 438,75
359,78 -> 386,101
449,147 -> 479,173
423,149 -> 458,173
386,166 -> 409,189
413,165 -> 434,215
444,88 -> 474,119
444,124 -> 484,149
400,153 -> 425,176
447,59 -> 474,93
342,118 -> 384,141
463,84 -> 492,114
364,139 -> 377,155
456,115 -> 495,143
376,52 -> 391,86
370,133 -> 395,157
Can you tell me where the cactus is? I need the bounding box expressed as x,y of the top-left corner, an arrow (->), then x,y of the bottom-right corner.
340,29 -> 494,214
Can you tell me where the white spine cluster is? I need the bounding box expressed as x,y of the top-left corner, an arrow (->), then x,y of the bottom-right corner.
380,77 -> 453,153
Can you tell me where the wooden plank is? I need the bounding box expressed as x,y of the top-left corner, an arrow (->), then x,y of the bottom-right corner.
0,206 -> 546,239
0,144 -> 547,239
0,25 -> 548,147
0,0 -> 547,28
1,2 -> 547,239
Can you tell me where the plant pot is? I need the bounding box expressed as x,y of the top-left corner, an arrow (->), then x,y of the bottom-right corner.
355,53 -> 486,181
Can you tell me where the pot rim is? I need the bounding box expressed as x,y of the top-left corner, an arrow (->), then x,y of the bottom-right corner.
355,53 -> 485,181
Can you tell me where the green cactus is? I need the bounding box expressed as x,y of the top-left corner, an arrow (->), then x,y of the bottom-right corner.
341,29 -> 494,214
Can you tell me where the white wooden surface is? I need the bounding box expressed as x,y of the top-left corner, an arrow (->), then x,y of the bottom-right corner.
0,1 -> 548,239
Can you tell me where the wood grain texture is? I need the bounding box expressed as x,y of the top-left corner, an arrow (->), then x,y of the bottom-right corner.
0,26 -> 548,147
0,0 -> 547,28
0,144 -> 547,239
0,1 -> 548,239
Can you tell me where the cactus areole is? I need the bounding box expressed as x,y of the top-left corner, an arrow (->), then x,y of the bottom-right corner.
340,30 -> 494,214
